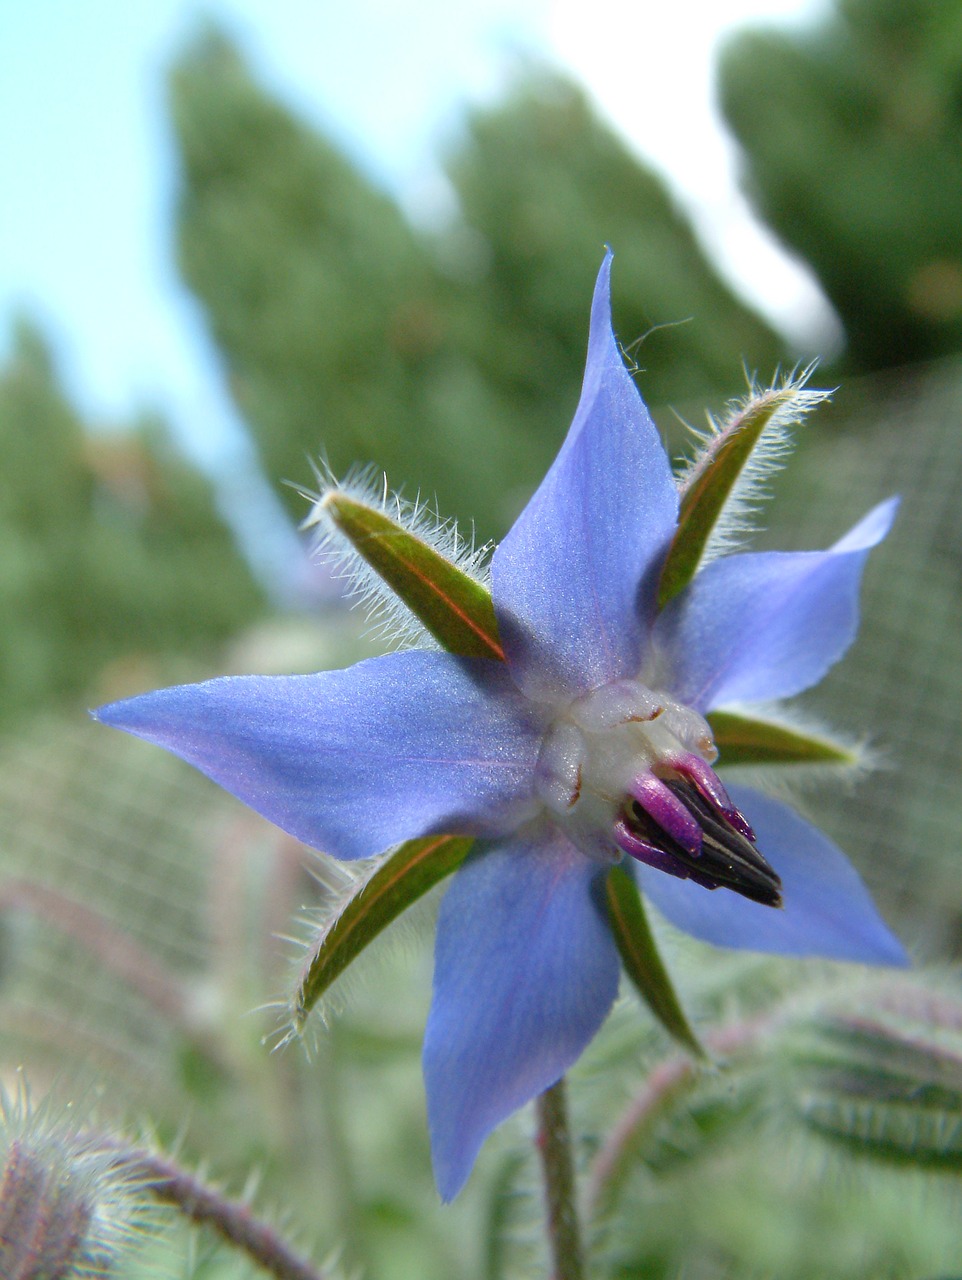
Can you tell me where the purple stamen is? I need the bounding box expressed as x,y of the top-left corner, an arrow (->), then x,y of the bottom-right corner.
668,752 -> 756,841
613,818 -> 690,881
623,777 -> 782,907
628,773 -> 703,855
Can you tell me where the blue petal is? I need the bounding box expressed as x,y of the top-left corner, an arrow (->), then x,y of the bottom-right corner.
492,252 -> 678,701
423,826 -> 620,1200
636,785 -> 908,965
94,652 -> 545,861
652,498 -> 898,711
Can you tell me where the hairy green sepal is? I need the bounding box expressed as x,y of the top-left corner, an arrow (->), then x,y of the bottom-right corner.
658,385 -> 802,608
323,491 -> 503,659
606,865 -> 705,1059
708,710 -> 859,768
293,835 -> 473,1029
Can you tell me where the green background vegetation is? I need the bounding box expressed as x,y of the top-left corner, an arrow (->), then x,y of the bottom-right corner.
1,2 -> 961,1275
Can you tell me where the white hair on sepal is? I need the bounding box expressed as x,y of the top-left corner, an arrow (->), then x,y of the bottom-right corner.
678,363 -> 832,569
267,846 -> 439,1055
716,699 -> 879,795
260,849 -> 372,1056
295,458 -> 493,652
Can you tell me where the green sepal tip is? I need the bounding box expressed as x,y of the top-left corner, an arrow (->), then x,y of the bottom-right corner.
708,709 -> 860,768
293,834 -> 474,1030
658,383 -> 818,609
322,491 -> 503,660
605,864 -> 706,1059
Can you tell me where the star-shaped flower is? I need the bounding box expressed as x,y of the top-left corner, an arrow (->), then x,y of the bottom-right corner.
95,253 -> 906,1201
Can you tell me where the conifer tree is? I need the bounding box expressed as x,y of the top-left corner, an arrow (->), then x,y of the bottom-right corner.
445,70 -> 784,417
170,30 -> 448,520
720,0 -> 962,371
0,320 -> 264,723
169,31 -> 784,537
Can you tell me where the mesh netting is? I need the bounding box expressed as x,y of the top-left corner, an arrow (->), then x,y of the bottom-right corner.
742,360 -> 962,954
0,713 -> 310,1119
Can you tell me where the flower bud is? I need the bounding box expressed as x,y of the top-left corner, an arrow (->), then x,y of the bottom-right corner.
0,1084 -> 150,1279
788,983 -> 962,1169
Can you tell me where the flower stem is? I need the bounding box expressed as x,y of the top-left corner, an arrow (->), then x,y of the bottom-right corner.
586,1014 -> 772,1216
535,1078 -> 584,1280
110,1145 -> 328,1280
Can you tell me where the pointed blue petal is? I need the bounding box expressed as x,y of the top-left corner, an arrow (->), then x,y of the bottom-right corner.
637,785 -> 908,966
423,827 -> 620,1200
492,252 -> 678,702
652,498 -> 898,711
94,652 -> 545,861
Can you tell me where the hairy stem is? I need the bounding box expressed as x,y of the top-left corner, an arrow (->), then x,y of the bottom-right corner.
110,1145 -> 327,1280
535,1078 -> 584,1280
586,1015 -> 772,1216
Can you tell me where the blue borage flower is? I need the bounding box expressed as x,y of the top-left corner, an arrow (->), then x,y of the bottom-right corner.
95,253 -> 906,1201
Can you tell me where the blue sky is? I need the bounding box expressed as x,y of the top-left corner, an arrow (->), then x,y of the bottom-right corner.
1,0 -> 830,469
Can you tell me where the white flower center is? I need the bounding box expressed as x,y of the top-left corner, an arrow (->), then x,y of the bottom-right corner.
533,678 -> 717,865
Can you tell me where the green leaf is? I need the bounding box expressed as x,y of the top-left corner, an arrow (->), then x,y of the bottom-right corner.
293,835 -> 473,1030
658,383 -> 818,608
708,709 -> 860,767
605,865 -> 705,1059
322,491 -> 503,660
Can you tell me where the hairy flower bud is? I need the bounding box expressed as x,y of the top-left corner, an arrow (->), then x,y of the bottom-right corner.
789,984 -> 962,1169
0,1085 -> 150,1279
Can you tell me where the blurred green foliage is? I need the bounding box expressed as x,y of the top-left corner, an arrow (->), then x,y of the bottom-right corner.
2,3 -> 962,1276
720,0 -> 962,371
169,30 -> 442,524
0,320 -> 264,725
170,31 -> 783,537
6,705 -> 962,1280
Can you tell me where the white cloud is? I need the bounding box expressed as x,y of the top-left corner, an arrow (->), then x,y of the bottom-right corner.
545,0 -> 842,350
